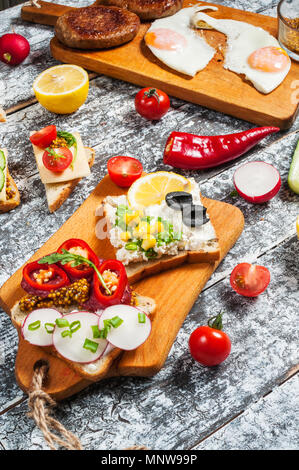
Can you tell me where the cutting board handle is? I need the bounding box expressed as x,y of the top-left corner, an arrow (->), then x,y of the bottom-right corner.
21,0 -> 75,26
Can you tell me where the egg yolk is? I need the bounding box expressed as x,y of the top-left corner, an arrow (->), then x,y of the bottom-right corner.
145,28 -> 187,51
248,46 -> 290,73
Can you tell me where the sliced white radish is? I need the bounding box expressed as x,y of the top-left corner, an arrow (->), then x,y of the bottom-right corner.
98,305 -> 151,351
234,161 -> 281,203
53,311 -> 108,364
22,308 -> 62,347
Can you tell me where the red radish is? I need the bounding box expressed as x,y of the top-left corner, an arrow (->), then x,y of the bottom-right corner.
22,308 -> 62,347
99,305 -> 151,351
233,161 -> 281,203
52,311 -> 108,364
0,33 -> 30,66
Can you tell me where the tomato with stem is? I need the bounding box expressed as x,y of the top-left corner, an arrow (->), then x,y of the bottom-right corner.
135,87 -> 170,120
42,147 -> 73,172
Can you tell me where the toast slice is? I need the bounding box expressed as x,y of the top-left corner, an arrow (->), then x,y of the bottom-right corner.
0,169 -> 20,213
44,147 -> 95,213
102,187 -> 221,283
10,293 -> 156,381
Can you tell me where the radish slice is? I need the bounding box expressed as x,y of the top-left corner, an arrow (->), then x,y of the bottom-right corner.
99,305 -> 151,351
22,308 -> 62,347
234,161 -> 281,203
53,312 -> 108,364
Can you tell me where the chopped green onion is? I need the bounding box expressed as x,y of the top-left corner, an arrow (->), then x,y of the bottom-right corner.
61,330 -> 72,338
91,325 -> 101,338
70,320 -> 81,333
110,316 -> 123,328
138,312 -> 146,324
56,318 -> 70,328
83,338 -> 99,353
44,322 -> 55,334
125,242 -> 139,251
28,320 -> 41,331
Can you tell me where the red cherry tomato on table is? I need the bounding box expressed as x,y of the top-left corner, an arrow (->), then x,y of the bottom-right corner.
42,147 -> 73,173
135,87 -> 170,120
0,33 -> 30,66
30,125 -> 57,149
230,263 -> 270,297
107,156 -> 143,188
189,314 -> 231,367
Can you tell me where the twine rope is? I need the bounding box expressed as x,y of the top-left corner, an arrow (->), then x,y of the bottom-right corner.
28,360 -> 148,451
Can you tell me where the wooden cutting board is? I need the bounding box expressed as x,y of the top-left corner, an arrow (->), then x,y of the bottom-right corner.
21,0 -> 298,129
0,175 -> 244,400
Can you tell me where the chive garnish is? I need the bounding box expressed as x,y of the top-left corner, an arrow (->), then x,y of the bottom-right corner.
91,325 -> 101,338
138,312 -> 146,324
70,320 -> 81,334
110,316 -> 123,328
56,318 -> 70,328
61,330 -> 72,338
28,320 -> 41,331
83,338 -> 99,353
44,322 -> 55,334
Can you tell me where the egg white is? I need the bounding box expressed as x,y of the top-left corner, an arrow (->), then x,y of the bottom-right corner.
191,12 -> 291,93
146,7 -> 217,77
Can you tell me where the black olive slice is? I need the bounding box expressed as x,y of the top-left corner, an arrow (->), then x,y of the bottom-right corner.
182,204 -> 208,228
165,191 -> 193,211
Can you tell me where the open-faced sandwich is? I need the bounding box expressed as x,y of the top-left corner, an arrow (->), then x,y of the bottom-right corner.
100,171 -> 220,283
29,125 -> 95,213
0,148 -> 20,213
11,238 -> 156,381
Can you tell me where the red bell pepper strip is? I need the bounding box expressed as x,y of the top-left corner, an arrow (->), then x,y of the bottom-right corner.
57,239 -> 100,280
163,127 -> 280,170
22,261 -> 70,293
93,259 -> 129,308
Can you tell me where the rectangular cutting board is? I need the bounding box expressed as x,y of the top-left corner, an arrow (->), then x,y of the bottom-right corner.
0,174 -> 244,400
21,0 -> 299,129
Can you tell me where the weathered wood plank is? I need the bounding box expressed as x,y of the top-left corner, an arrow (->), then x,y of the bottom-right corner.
194,373 -> 299,450
0,236 -> 297,449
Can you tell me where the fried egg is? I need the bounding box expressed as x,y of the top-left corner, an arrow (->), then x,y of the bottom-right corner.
145,6 -> 217,77
191,12 -> 291,94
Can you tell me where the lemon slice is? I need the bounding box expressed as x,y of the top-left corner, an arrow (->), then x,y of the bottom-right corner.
33,64 -> 89,114
127,171 -> 191,208
296,215 -> 299,238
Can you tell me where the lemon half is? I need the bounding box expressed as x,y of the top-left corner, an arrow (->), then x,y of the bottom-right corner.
127,171 -> 191,208
33,64 -> 89,114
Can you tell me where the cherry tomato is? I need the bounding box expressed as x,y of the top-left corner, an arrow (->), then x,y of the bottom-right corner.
230,263 -> 270,297
189,314 -> 231,367
135,87 -> 170,120
30,125 -> 57,149
42,147 -> 73,173
107,156 -> 143,188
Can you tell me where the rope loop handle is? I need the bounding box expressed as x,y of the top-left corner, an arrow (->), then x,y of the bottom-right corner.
28,359 -> 149,450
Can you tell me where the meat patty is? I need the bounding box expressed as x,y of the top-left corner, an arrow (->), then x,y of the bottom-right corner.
99,0 -> 183,21
55,6 -> 140,50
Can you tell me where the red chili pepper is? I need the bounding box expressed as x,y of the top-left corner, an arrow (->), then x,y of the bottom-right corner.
22,261 -> 70,293
163,127 -> 280,170
93,259 -> 128,308
57,239 -> 100,280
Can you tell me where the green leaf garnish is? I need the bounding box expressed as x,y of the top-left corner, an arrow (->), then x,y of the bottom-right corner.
57,131 -> 77,170
39,249 -> 111,295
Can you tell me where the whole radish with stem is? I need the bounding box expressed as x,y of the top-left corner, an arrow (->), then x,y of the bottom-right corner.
0,30 -> 30,66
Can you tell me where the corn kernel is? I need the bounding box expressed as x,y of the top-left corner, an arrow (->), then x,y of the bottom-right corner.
141,235 -> 156,251
150,221 -> 164,234
124,212 -> 141,227
120,231 -> 131,242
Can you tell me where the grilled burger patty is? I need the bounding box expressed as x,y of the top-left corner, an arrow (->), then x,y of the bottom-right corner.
55,6 -> 140,49
99,0 -> 183,20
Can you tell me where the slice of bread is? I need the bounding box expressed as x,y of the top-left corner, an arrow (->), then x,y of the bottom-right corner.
0,168 -> 20,213
103,202 -> 221,284
44,147 -> 95,213
10,293 -> 156,381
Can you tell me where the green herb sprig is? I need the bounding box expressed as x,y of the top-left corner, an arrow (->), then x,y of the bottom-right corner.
57,131 -> 77,170
39,249 -> 111,295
